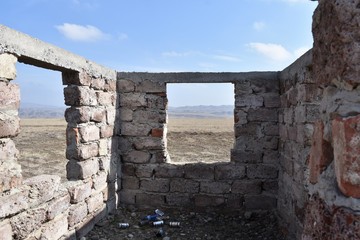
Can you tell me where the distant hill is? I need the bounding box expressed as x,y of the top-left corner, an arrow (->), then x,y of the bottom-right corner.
168,105 -> 233,118
19,102 -> 66,118
19,103 -> 233,119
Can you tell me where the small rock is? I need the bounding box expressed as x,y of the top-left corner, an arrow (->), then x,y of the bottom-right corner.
244,212 -> 252,220
128,233 -> 134,238
131,212 -> 137,217
163,237 -> 171,240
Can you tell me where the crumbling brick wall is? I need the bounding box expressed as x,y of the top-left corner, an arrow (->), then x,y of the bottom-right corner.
117,72 -> 280,210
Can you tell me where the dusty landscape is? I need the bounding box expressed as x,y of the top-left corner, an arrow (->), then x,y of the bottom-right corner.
13,117 -> 234,181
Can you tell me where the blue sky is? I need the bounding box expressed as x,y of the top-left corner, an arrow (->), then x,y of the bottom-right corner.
2,0 -> 317,107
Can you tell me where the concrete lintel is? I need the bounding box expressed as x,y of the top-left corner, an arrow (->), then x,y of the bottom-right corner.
0,25 -> 116,80
117,71 -> 279,84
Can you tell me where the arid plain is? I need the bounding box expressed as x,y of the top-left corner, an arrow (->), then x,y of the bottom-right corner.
14,117 -> 234,182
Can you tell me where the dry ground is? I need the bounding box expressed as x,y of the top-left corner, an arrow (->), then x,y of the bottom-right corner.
13,117 -> 234,181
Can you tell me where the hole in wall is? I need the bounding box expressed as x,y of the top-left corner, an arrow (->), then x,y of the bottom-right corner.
12,63 -> 68,182
166,83 -> 234,164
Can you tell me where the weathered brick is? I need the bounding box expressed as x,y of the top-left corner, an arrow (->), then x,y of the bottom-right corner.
184,164 -> 214,180
0,82 -> 19,111
333,115 -> 360,198
121,122 -> 151,136
62,70 -> 91,86
155,164 -> 184,178
136,193 -> 165,206
262,180 -> 278,194
66,159 -> 99,180
200,181 -> 231,194
122,176 -> 140,190
119,93 -> 147,107
309,120 -> 333,184
10,207 -> 47,239
68,202 -> 88,227
135,164 -> 157,178
247,164 -> 278,179
0,220 -> 12,240
65,180 -> 92,204
91,78 -> 105,90
231,150 -> 262,164
235,95 -> 263,108
0,189 -> 28,218
119,190 -> 137,205
133,110 -> 166,123
79,125 -> 100,142
136,80 -> 166,93
64,85 -> 97,106
166,193 -> 191,206
91,108 -> 106,123
117,79 -> 135,93
100,125 -> 114,138
170,179 -> 199,193
97,91 -> 115,106
248,108 -> 278,122
133,137 -> 164,150
119,107 -> 133,122
65,107 -> 91,123
40,213 -> 68,240
194,194 -> 224,207
151,128 -> 164,138
264,95 -> 280,108
235,123 -> 261,137
123,150 -> 151,164
86,193 -> 104,213
232,180 -> 262,194
234,109 -> 248,124
0,53 -> 17,80
251,79 -> 279,93
104,79 -> 116,92
263,123 -> 279,136
67,142 -> 99,160
215,163 -> 246,180
0,112 -> 19,138
140,179 -> 169,193
244,195 -> 277,210
0,138 -> 18,163
47,193 -> 70,220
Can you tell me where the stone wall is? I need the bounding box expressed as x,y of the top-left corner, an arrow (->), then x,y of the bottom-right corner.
0,25 -> 118,239
117,72 -> 280,211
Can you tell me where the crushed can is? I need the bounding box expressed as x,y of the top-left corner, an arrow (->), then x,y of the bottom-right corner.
118,223 -> 130,229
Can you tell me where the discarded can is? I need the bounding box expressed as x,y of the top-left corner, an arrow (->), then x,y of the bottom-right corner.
142,214 -> 158,221
139,219 -> 149,226
155,228 -> 165,238
168,221 -> 181,227
155,209 -> 164,217
118,223 -> 130,229
152,220 -> 164,226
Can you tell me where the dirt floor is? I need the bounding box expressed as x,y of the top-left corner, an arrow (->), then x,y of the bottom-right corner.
13,117 -> 234,181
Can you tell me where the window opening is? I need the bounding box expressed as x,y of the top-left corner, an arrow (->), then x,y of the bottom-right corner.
13,63 -> 67,182
167,83 -> 234,164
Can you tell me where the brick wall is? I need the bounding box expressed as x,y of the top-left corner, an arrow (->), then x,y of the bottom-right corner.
117,72 -> 280,211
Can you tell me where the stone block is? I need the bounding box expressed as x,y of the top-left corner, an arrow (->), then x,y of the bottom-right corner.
47,193 -> 70,220
98,139 -> 108,156
67,142 -> 99,160
122,163 -> 135,176
263,123 -> 279,136
262,180 -> 278,194
0,168 -> 22,193
133,110 -> 166,123
119,93 -> 147,107
200,181 -> 231,194
92,171 -> 108,191
170,179 -> 199,193
232,180 -> 262,194
0,112 -> 20,138
121,122 -> 151,136
62,70 -> 91,86
235,95 -> 263,108
251,79 -> 279,93
309,120 -> 333,184
96,91 -> 115,106
283,108 -> 294,124
135,193 -> 165,207
154,164 -> 184,178
40,213 -> 68,240
151,128 -> 164,138
133,137 -> 164,150
136,80 -> 166,93
68,202 -> 88,227
91,108 -> 106,123
184,164 -> 214,180
64,85 -> 97,106
0,138 -> 18,163
165,193 -> 191,206
0,220 -> 12,240
244,195 -> 277,210
23,175 -> 61,207
226,194 -> 243,209
104,79 -> 116,92
79,125 -> 100,142
135,164 -> 157,178
247,164 -> 278,179
333,115 -> 360,198
66,158 -> 99,180
122,176 -> 139,190
119,190 -> 137,205
0,189 -> 28,218
91,77 -> 105,90
214,163 -> 246,180
119,107 -> 133,122
264,95 -> 280,108
117,79 -> 135,93
0,53 -> 17,80
10,206 -> 47,239
235,123 -> 261,137
194,194 -> 225,207
248,108 -> 278,122
75,206 -> 106,239
230,150 -> 262,164
86,192 -> 104,213
263,150 -> 279,164
149,150 -> 167,163
0,82 -> 19,111
234,109 -> 248,125
123,150 -> 151,164
65,180 -> 92,204
140,179 -> 169,193
100,125 -> 114,138
65,107 -> 91,123
146,94 -> 167,110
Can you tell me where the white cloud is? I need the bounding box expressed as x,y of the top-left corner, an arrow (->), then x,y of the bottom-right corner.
212,55 -> 241,62
55,23 -> 109,42
253,21 -> 266,31
248,43 -> 292,61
